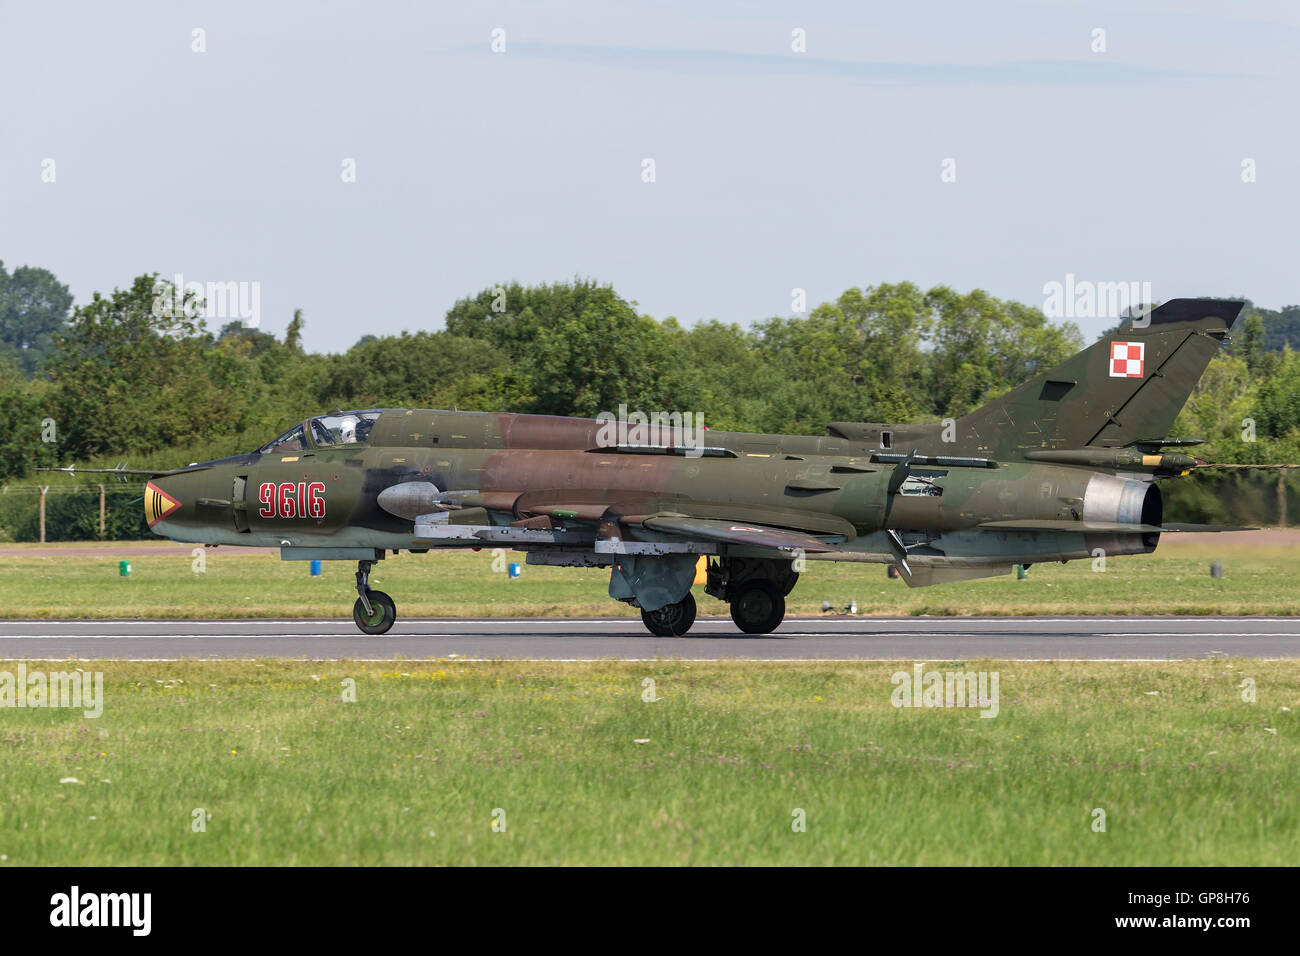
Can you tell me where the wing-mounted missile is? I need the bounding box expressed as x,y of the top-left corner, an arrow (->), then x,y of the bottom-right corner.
376,481 -> 478,521
1023,447 -> 1205,476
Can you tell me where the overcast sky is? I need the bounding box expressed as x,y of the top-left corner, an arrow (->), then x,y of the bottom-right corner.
1,0 -> 1295,351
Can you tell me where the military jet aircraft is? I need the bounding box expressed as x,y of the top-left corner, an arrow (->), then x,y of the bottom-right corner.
55,298 -> 1245,636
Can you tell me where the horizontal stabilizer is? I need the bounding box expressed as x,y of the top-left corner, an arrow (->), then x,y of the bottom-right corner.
979,519 -> 1164,534
1158,523 -> 1258,532
981,519 -> 1255,534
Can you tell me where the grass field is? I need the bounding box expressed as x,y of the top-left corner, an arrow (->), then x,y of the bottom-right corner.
0,659 -> 1295,865
1,532 -> 1298,619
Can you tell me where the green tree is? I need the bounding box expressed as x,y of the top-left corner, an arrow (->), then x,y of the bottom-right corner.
523,293 -> 698,418
0,261 -> 74,376
319,331 -> 504,408
444,279 -> 700,417
45,274 -> 258,460
824,282 -> 933,422
1251,347 -> 1300,457
0,355 -> 57,480
674,320 -> 769,431
925,286 -> 1082,417
1170,353 -> 1258,462
445,279 -> 638,363
284,308 -> 305,352
218,319 -> 280,358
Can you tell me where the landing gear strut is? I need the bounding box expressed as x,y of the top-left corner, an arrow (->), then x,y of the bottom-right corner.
353,559 -> 396,635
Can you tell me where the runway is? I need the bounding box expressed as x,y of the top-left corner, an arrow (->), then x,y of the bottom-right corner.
2,616 -> 1299,660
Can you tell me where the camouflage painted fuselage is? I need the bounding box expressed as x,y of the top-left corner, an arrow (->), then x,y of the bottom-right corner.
150,409 -> 1156,566
145,298 -> 1242,604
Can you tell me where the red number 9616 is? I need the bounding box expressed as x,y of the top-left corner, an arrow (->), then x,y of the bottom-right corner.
258,481 -> 325,519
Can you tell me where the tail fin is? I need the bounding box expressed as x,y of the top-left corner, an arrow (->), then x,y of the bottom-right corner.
957,298 -> 1243,457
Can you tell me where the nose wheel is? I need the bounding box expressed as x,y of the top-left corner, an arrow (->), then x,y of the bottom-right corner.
353,559 -> 397,635
353,590 -> 396,634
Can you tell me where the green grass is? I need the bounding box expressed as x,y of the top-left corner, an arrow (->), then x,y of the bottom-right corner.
0,659 -> 1296,865
3,534 -> 1300,618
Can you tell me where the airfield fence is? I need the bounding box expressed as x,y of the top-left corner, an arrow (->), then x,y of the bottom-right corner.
0,482 -> 150,542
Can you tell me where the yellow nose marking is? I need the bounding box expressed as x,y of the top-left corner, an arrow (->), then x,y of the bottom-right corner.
144,481 -> 183,527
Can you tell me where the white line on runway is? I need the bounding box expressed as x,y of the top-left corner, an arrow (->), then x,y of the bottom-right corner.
9,616 -> 1300,625
2,655 -> 1289,660
0,631 -> 1297,639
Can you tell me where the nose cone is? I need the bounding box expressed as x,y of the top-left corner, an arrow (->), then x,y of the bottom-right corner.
144,480 -> 184,529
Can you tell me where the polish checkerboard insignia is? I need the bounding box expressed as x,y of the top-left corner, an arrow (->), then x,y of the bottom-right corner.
1109,341 -> 1144,378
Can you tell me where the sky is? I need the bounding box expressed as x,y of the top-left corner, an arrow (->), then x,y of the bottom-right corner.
1,0 -> 1296,351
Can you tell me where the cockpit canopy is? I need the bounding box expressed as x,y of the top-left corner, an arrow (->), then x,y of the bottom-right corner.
258,410 -> 381,454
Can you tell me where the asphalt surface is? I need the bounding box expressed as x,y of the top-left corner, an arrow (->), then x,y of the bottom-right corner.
1,616 -> 1299,659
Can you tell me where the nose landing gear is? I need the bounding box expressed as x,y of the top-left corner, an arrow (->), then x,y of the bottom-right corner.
353,559 -> 396,635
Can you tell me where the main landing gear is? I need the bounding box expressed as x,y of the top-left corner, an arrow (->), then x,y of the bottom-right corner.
353,558 -> 396,635
632,556 -> 799,637
728,580 -> 785,634
641,592 -> 697,636
706,557 -> 798,636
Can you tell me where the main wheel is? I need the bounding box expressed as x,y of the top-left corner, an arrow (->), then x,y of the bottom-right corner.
353,590 -> 396,635
729,581 -> 784,634
641,592 -> 697,637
